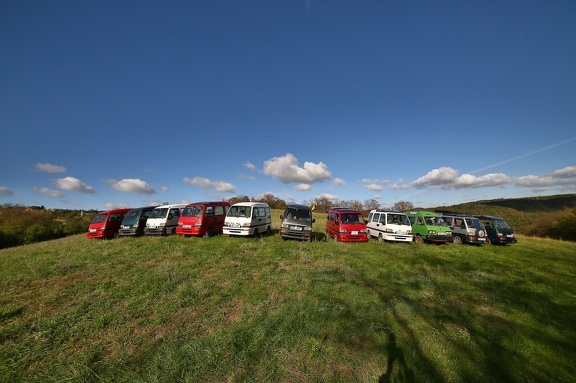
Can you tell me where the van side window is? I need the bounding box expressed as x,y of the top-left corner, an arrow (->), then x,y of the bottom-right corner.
109,213 -> 121,222
170,208 -> 180,217
372,213 -> 379,223
215,206 -> 224,216
205,206 -> 214,217
265,207 -> 271,218
417,217 -> 424,225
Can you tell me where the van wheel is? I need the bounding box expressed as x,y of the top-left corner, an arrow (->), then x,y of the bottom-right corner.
253,229 -> 260,238
453,236 -> 463,245
204,228 -> 214,238
414,235 -> 423,244
378,233 -> 384,243
266,227 -> 271,236
486,237 -> 492,245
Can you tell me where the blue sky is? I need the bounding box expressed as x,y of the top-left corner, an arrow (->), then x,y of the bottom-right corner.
1,0 -> 575,210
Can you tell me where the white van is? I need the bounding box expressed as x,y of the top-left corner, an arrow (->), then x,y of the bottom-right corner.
366,209 -> 413,243
223,202 -> 272,237
144,204 -> 187,236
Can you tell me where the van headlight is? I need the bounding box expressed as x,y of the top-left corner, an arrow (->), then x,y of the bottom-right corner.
303,225 -> 311,231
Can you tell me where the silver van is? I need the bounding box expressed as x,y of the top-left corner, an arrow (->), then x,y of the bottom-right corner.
280,204 -> 315,241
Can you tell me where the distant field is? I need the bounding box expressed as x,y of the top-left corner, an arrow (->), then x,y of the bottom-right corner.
1,213 -> 575,382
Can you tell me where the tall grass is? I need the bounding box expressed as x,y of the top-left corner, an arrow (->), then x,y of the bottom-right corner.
1,218 -> 575,382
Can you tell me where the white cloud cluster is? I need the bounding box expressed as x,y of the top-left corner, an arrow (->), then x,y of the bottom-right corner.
54,177 -> 95,193
35,162 -> 66,173
263,153 -> 332,189
391,165 -> 576,191
183,176 -> 236,193
109,178 -> 156,194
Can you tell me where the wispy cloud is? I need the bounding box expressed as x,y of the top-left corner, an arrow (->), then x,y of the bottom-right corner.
33,186 -> 64,197
0,186 -> 15,196
35,162 -> 66,173
183,176 -> 236,193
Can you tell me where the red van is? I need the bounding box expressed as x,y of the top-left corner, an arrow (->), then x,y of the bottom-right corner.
86,208 -> 132,239
325,207 -> 368,242
176,201 -> 230,237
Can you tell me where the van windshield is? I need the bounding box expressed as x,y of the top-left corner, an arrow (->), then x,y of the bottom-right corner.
149,208 -> 168,219
425,216 -> 448,226
386,213 -> 410,226
284,208 -> 311,221
493,218 -> 511,230
465,218 -> 483,229
91,213 -> 107,223
182,206 -> 203,218
341,213 -> 364,224
227,206 -> 251,218
124,210 -> 141,221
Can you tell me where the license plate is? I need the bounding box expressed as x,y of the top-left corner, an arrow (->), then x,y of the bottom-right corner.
183,224 -> 191,229
89,229 -> 96,232
148,225 -> 156,229
507,234 -> 514,238
351,231 -> 358,235
438,232 -> 446,235
290,226 -> 302,231
122,225 -> 131,229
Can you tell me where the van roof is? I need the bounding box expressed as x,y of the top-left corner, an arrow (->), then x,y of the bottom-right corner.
370,209 -> 404,214
97,208 -> 132,214
285,203 -> 311,210
153,204 -> 187,209
185,201 -> 230,207
405,210 -> 440,216
230,202 -> 269,207
330,207 -> 361,213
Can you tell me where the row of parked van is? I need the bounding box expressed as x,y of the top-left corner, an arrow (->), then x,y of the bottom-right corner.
86,201 -> 272,239
325,208 -> 517,245
86,202 -> 517,245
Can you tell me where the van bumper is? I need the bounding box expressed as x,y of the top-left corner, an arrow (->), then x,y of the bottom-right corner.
280,228 -> 312,240
426,234 -> 452,243
223,228 -> 251,236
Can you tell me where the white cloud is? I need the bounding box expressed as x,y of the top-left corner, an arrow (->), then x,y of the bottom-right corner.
244,162 -> 257,171
397,165 -> 576,191
33,186 -> 64,197
35,162 -> 66,173
516,166 -> 576,188
110,178 -> 156,194
0,186 -> 15,196
411,167 -> 459,189
54,177 -> 95,193
294,183 -> 312,191
333,178 -> 347,186
263,153 -> 331,184
183,176 -> 236,193
362,178 -> 389,191
161,186 -> 169,192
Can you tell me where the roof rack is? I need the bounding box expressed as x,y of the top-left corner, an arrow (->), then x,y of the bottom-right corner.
435,210 -> 475,217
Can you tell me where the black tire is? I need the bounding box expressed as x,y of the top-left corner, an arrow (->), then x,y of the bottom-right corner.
266,227 -> 271,236
378,233 -> 385,243
453,236 -> 463,245
204,228 -> 214,238
414,235 -> 424,244
253,229 -> 260,238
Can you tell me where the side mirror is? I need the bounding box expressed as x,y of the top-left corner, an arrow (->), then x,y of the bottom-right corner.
312,218 -> 315,223
280,215 -> 284,220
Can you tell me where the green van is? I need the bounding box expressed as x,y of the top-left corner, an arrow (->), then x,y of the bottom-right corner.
405,210 -> 452,244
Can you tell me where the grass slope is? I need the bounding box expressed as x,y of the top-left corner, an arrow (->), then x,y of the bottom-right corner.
1,218 -> 575,382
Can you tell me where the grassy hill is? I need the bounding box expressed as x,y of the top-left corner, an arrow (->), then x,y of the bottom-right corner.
1,217 -> 575,382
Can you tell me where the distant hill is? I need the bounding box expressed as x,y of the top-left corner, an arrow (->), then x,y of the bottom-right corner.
470,194 -> 576,213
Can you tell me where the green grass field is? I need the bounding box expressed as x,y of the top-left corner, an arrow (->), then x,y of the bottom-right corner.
1,212 -> 575,382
